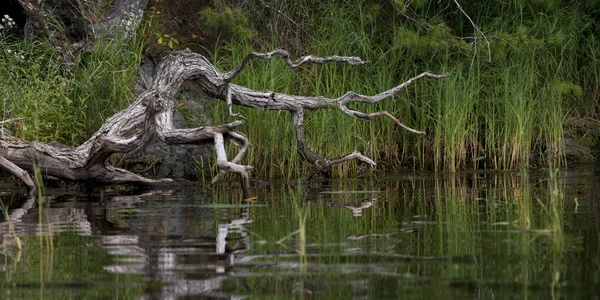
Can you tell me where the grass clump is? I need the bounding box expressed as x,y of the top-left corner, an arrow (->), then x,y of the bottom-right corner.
0,31 -> 144,145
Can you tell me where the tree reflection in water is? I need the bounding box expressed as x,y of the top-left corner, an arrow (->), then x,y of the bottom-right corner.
0,187 -> 254,298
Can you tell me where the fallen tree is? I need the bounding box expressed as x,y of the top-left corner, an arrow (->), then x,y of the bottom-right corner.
0,49 -> 447,197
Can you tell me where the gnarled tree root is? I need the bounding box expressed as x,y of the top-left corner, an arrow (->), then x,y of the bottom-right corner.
1,49 -> 447,198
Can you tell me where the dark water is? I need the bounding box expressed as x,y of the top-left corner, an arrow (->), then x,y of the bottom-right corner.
0,168 -> 599,299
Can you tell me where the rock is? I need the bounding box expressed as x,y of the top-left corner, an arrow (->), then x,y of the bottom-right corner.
122,135 -> 211,181
563,137 -> 579,158
134,56 -> 155,93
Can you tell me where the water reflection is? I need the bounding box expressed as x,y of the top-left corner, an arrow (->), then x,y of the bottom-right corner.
330,198 -> 376,217
0,186 -> 256,298
0,169 -> 599,298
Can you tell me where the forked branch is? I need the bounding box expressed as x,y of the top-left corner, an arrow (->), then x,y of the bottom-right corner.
1,49 -> 447,196
224,49 -> 366,81
220,52 -> 447,177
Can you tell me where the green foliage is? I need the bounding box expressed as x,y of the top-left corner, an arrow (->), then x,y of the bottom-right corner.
0,34 -> 143,145
199,0 -> 254,42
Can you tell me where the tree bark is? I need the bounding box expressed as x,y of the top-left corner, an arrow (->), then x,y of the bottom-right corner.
0,49 -> 447,197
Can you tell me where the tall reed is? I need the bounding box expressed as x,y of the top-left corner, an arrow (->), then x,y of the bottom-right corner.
206,0 -> 593,178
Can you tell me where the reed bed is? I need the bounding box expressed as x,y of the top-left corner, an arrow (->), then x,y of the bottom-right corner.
208,0 -> 596,178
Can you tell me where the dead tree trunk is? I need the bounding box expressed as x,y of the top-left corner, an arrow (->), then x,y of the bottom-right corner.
0,49 -> 447,197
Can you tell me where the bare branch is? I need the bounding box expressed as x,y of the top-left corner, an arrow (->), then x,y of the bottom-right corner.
224,60 -> 447,178
225,49 -> 366,81
1,49 -> 447,193
337,72 -> 448,106
328,150 -> 376,167
322,72 -> 445,135
213,133 -> 252,176
213,133 -> 253,198
257,0 -> 301,28
211,131 -> 251,184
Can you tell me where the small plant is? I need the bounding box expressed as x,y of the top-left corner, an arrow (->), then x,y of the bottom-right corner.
156,34 -> 179,49
200,0 -> 255,42
0,14 -> 16,34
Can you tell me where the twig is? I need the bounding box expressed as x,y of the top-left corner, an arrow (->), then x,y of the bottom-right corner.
0,118 -> 23,125
451,0 -> 491,63
225,49 -> 366,81
257,0 -> 300,28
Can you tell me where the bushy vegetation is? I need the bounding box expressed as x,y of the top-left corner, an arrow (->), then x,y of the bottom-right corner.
0,25 -> 143,145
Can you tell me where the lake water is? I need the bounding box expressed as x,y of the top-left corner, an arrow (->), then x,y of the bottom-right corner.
0,168 -> 599,299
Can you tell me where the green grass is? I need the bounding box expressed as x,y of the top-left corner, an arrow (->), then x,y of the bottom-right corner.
0,34 -> 143,145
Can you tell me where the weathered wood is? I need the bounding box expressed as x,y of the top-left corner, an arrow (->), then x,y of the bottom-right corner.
0,50 -> 252,195
0,49 -> 447,196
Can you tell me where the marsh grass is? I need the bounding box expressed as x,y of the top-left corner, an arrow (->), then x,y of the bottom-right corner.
0,1 -> 595,182
205,0 -> 597,178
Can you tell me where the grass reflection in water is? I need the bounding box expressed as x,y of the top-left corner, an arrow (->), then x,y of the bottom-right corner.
0,169 -> 598,298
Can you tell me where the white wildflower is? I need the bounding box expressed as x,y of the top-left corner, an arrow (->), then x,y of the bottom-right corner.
1,14 -> 14,29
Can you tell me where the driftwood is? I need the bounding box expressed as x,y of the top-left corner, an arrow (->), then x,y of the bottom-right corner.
0,49 -> 447,197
